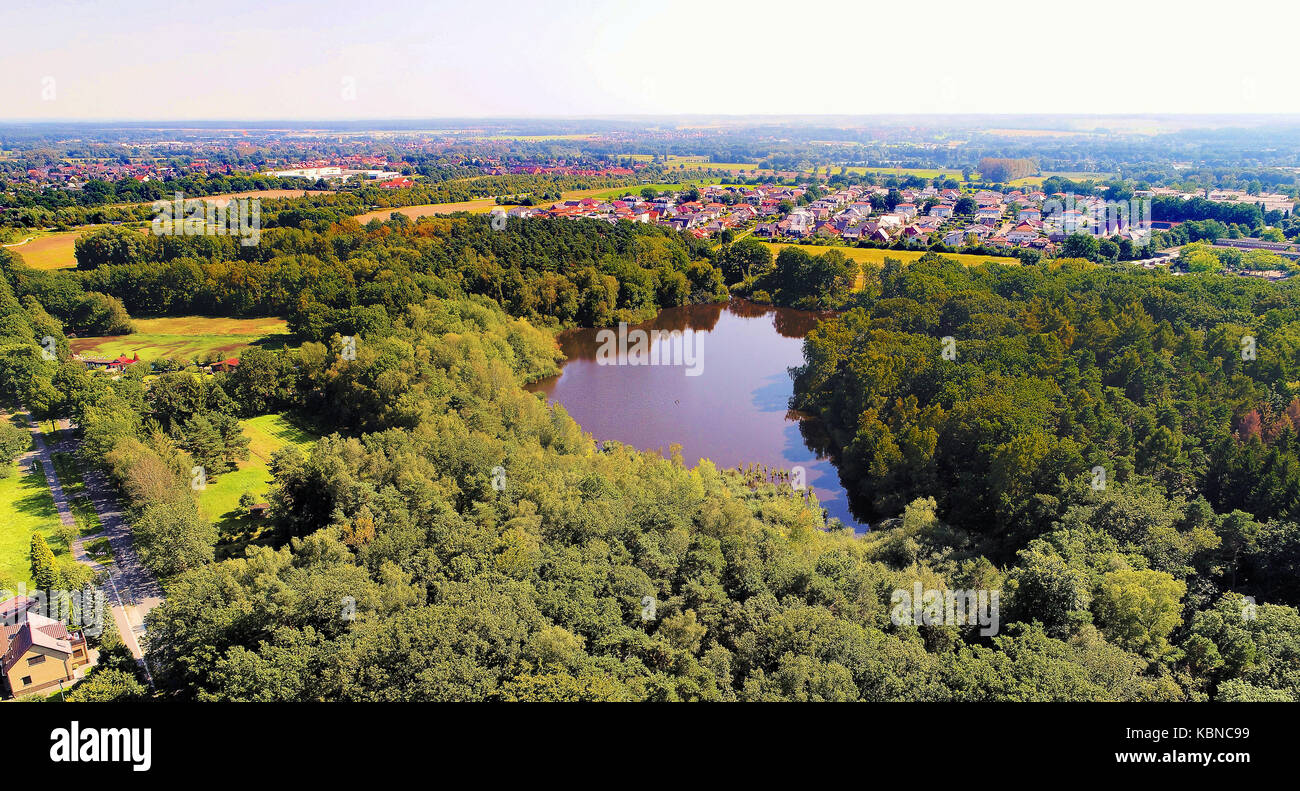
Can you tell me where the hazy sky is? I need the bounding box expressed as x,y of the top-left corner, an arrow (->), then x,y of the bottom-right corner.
2,0 -> 1294,120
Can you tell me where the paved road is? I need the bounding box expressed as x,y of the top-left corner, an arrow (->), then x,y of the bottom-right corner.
10,411 -> 160,684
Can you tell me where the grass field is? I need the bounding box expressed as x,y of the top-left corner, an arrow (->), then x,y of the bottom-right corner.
586,180 -> 730,200
354,195 -> 538,221
1007,171 -> 1115,187
841,166 -> 967,179
4,229 -> 90,271
198,189 -> 325,204
70,316 -> 292,364
199,414 -> 318,560
763,242 -> 1020,269
354,183 -> 725,223
0,461 -> 63,593
2,191 -> 323,272
628,154 -> 761,171
52,452 -> 105,544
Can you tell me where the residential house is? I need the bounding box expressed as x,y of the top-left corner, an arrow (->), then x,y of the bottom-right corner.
943,228 -> 974,247
81,353 -> 140,372
866,226 -> 891,244
1007,222 -> 1040,244
903,225 -> 930,244
1,610 -> 91,698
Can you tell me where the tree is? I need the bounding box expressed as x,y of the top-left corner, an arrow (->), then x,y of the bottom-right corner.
1177,242 -> 1222,273
71,292 -> 135,336
1061,233 -> 1100,261
1008,542 -> 1092,638
716,237 -> 773,284
66,668 -> 148,702
223,347 -> 296,415
0,422 -> 30,475
133,499 -> 216,577
1092,563 -> 1186,658
30,533 -> 60,590
73,226 -> 158,270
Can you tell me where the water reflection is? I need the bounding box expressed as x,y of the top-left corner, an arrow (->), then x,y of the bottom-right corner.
528,298 -> 870,531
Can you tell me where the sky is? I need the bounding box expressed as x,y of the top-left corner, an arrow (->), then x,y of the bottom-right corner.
2,0 -> 1295,120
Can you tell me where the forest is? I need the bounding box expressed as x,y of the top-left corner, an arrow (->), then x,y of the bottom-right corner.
9,214 -> 724,342
2,205 -> 1300,701
789,252 -> 1300,699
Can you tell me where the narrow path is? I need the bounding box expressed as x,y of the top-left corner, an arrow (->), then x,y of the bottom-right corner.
0,237 -> 36,248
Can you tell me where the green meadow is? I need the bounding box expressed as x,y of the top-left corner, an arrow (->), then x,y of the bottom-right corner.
70,316 -> 292,364
0,461 -> 63,593
199,413 -> 318,560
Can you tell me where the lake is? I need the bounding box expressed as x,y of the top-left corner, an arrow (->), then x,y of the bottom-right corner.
527,298 -> 870,531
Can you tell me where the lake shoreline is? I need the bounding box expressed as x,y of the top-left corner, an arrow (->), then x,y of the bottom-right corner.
528,297 -> 871,531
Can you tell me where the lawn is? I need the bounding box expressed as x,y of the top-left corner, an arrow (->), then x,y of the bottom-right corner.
52,452 -> 105,542
70,316 -> 292,364
0,461 -> 63,593
199,414 -> 318,559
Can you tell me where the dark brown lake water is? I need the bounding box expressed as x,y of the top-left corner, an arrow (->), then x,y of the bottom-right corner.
527,298 -> 870,531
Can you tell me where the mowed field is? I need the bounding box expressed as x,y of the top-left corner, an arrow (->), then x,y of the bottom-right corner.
2,191 -> 325,271
353,183 -> 724,223
840,166 -> 967,179
626,154 -> 760,171
764,241 -> 1020,290
71,316 -> 292,363
0,458 -> 62,593
355,196 -> 518,222
200,413 -> 318,559
1007,171 -> 1115,187
4,229 -> 93,270
195,189 -> 325,204
586,180 -> 730,200
764,241 -> 1019,268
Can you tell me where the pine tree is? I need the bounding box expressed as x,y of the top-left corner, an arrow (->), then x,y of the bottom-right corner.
30,532 -> 60,590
